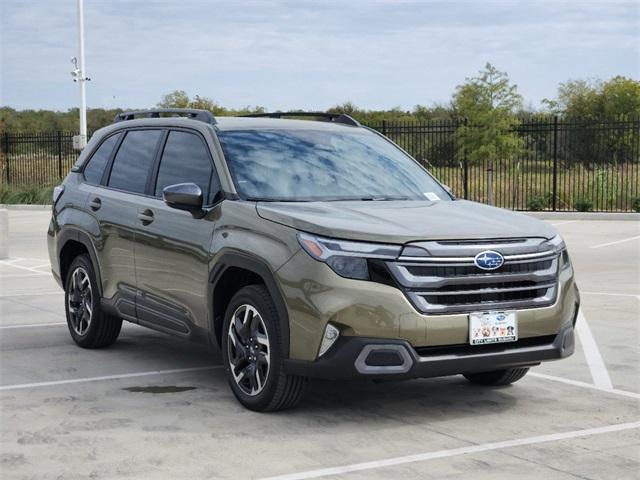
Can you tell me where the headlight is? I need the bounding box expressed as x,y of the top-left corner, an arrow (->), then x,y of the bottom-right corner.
548,235 -> 571,270
297,232 -> 401,280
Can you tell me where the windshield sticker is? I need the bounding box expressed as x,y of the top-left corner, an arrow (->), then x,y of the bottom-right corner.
424,192 -> 440,201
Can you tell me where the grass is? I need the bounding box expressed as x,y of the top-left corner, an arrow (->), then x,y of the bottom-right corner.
430,161 -> 639,212
0,183 -> 54,204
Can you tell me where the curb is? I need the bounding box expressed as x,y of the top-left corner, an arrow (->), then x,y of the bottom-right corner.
524,212 -> 640,221
0,204 -> 51,211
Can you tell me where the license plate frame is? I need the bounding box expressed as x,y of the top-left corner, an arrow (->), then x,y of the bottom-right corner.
469,311 -> 518,345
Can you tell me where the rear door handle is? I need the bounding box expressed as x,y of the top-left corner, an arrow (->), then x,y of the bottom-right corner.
88,198 -> 101,211
137,209 -> 154,225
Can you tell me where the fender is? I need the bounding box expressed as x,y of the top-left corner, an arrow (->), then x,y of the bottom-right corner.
209,250 -> 291,358
57,227 -> 104,297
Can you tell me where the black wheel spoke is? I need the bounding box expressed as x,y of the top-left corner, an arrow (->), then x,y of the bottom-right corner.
256,351 -> 269,368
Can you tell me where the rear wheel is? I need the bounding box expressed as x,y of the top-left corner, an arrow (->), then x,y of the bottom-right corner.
64,254 -> 122,348
463,367 -> 529,386
222,285 -> 307,411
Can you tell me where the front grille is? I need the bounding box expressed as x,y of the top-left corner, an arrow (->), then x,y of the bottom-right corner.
387,238 -> 559,314
422,287 -> 550,306
405,259 -> 553,278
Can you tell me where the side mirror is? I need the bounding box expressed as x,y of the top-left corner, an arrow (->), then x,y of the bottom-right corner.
163,183 -> 203,215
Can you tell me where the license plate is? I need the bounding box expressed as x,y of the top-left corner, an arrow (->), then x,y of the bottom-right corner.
469,311 -> 518,345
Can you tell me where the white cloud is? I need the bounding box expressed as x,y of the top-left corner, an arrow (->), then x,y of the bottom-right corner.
1,0 -> 638,110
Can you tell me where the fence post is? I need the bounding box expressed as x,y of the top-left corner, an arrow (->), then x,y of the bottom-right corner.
57,131 -> 63,181
2,132 -> 9,186
552,116 -> 558,211
487,161 -> 494,206
462,118 -> 469,199
381,120 -> 387,136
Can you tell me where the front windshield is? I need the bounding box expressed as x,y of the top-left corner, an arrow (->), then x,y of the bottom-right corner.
217,128 -> 451,202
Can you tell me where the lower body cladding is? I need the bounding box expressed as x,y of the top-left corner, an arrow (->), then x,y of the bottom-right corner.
283,323 -> 575,380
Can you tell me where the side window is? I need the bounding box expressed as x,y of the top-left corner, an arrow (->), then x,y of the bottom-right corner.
83,134 -> 119,184
155,131 -> 217,203
108,130 -> 162,194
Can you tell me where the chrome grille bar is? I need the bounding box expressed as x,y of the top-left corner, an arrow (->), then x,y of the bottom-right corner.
388,238 -> 560,315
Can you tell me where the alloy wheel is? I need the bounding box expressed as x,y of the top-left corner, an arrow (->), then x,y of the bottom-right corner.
67,266 -> 93,336
227,304 -> 271,396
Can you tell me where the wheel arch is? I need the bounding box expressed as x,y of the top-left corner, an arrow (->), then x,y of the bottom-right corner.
57,228 -> 103,295
209,252 -> 290,357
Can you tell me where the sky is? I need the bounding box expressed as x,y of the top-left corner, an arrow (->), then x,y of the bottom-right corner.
1,0 -> 638,112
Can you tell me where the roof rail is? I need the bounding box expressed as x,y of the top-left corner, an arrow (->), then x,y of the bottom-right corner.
113,108 -> 217,125
241,112 -> 361,127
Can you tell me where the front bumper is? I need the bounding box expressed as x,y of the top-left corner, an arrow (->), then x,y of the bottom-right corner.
277,249 -> 580,361
283,323 -> 575,380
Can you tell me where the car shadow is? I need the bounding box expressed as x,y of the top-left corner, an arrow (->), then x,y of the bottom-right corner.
106,326 -> 521,423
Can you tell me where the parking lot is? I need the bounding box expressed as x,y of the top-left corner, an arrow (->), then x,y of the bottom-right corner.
1,209 -> 638,479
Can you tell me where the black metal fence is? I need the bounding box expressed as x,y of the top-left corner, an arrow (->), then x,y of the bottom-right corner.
1,131 -> 79,187
1,117 -> 639,211
369,117 -> 640,212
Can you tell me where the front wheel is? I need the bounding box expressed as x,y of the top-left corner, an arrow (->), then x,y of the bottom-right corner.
463,367 -> 529,386
222,285 -> 307,412
64,254 -> 122,348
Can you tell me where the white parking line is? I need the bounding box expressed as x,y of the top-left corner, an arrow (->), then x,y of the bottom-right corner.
0,290 -> 60,298
0,260 -> 51,274
260,421 -> 640,480
581,291 -> 640,300
590,235 -> 640,249
30,263 -> 51,269
550,220 -> 578,226
575,310 -> 614,390
1,258 -> 24,264
530,372 -> 640,400
0,322 -> 66,330
0,366 -> 222,392
0,273 -> 51,278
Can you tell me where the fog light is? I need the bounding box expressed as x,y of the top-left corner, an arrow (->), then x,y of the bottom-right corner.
318,324 -> 340,357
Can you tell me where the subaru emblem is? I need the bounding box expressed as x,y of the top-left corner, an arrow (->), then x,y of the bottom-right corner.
474,250 -> 504,270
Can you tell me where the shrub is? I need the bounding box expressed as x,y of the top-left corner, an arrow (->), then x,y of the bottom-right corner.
574,199 -> 593,212
632,197 -> 640,213
0,184 -> 54,205
526,196 -> 548,211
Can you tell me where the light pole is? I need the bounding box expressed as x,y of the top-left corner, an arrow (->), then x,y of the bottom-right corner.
71,0 -> 89,150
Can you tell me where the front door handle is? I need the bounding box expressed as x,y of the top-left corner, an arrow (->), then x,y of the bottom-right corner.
88,198 -> 101,211
137,209 -> 154,225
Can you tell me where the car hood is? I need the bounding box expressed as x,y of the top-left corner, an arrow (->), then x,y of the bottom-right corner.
256,200 -> 557,244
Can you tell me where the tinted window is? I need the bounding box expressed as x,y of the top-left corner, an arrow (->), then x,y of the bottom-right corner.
84,134 -> 119,184
108,130 -> 162,194
217,129 -> 450,202
155,131 -> 215,202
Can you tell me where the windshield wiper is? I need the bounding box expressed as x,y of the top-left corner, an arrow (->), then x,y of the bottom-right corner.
246,195 -> 411,202
325,195 -> 410,201
245,196 -> 316,202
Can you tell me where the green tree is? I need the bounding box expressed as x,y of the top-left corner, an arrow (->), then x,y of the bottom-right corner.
542,76 -> 640,118
452,63 -> 524,165
542,77 -> 640,167
157,90 -> 191,108
157,90 -> 264,116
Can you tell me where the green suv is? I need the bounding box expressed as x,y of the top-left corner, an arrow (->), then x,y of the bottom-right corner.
48,109 -> 579,411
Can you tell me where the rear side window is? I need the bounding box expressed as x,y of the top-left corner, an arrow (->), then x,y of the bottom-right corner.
83,134 -> 119,184
155,131 -> 215,202
108,130 -> 162,194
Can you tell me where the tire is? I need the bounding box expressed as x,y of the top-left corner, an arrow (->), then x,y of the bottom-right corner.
463,367 -> 529,386
222,285 -> 307,412
64,254 -> 122,349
